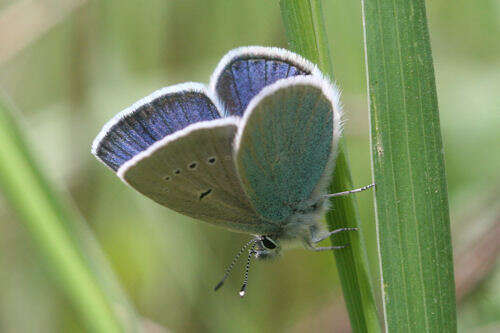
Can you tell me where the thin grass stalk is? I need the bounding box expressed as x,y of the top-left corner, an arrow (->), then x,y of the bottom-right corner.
280,1 -> 381,332
0,99 -> 135,332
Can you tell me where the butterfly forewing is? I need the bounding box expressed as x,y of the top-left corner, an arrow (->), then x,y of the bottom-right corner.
210,46 -> 320,117
92,83 -> 222,171
118,119 -> 279,235
235,76 -> 341,222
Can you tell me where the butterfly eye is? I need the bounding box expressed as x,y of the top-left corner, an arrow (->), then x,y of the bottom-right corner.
261,236 -> 277,250
188,162 -> 198,170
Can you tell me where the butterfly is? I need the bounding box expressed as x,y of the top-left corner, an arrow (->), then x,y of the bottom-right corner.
92,46 -> 373,296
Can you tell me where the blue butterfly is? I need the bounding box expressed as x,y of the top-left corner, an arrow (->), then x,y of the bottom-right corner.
92,46 -> 373,296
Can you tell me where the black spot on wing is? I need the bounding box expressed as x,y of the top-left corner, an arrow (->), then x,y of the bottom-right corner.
199,189 -> 212,200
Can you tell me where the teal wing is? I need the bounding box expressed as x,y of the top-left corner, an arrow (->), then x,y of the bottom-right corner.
234,76 -> 342,222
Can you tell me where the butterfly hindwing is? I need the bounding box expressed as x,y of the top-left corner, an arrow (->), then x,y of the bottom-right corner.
118,118 -> 278,234
234,76 -> 342,222
210,46 -> 321,117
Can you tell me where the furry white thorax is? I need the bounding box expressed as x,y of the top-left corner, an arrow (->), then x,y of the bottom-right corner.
253,196 -> 331,260
280,201 -> 329,241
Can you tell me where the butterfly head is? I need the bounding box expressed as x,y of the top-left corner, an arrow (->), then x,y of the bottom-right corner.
254,235 -> 281,260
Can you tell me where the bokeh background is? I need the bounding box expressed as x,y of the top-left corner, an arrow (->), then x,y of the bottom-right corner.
0,0 -> 499,332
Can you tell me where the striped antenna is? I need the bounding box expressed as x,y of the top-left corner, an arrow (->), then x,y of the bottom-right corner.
214,238 -> 257,292
239,241 -> 257,297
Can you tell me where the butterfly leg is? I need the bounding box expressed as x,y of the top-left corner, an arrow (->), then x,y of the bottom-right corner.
303,231 -> 352,252
324,183 -> 375,198
310,245 -> 349,251
305,226 -> 358,252
312,227 -> 358,243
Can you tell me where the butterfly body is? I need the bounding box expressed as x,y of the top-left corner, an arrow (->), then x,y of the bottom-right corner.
92,46 -> 343,261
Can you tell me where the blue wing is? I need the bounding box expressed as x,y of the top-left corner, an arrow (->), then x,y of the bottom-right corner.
234,76 -> 342,222
92,83 -> 221,171
210,46 -> 319,117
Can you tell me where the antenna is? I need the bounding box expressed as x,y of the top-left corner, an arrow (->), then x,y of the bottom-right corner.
214,238 -> 257,292
239,241 -> 257,297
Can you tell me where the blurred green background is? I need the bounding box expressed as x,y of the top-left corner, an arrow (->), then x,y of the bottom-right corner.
0,0 -> 498,332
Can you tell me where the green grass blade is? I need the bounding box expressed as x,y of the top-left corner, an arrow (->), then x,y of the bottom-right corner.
0,99 -> 136,332
280,1 -> 381,332
361,0 -> 457,331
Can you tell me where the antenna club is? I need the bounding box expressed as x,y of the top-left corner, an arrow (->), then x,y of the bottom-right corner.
239,284 -> 247,297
